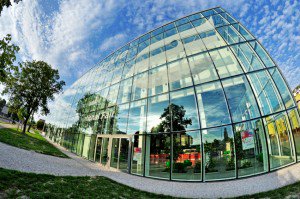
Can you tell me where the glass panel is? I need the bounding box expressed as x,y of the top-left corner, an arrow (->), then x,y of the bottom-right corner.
170,88 -> 200,131
168,58 -> 193,91
188,52 -> 218,85
122,60 -> 135,79
196,81 -> 231,128
247,70 -> 284,115
101,137 -> 109,165
209,47 -> 244,78
230,42 -> 265,72
151,27 -> 163,37
172,131 -> 202,181
234,119 -> 268,177
113,103 -> 129,134
119,138 -> 130,172
220,12 -> 236,24
202,9 -> 216,17
126,46 -> 138,61
145,133 -> 170,179
188,13 -> 202,21
177,22 -> 196,38
88,135 -> 96,161
269,68 -> 295,109
200,30 -> 226,50
232,23 -> 254,40
148,64 -> 169,96
288,109 -> 300,160
107,83 -> 119,107
117,78 -> 133,104
165,40 -> 186,62
149,33 -> 166,68
82,135 -> 91,158
207,14 -> 228,27
131,135 -> 145,175
222,75 -> 260,122
182,34 -> 206,56
111,138 -> 120,169
202,125 -> 236,181
217,25 -> 245,44
132,71 -> 148,100
250,41 -> 275,67
111,66 -> 124,85
164,22 -> 175,31
264,112 -> 295,169
147,94 -> 169,133
134,46 -> 149,75
95,137 -> 102,162
127,99 -> 147,134
175,17 -> 189,26
192,18 -> 212,33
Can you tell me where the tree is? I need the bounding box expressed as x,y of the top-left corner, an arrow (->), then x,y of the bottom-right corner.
3,60 -> 65,134
159,103 -> 192,133
0,34 -> 19,82
36,119 -> 45,130
0,98 -> 6,111
0,0 -> 22,15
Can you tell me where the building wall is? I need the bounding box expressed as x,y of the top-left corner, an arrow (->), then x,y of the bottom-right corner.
45,7 -> 300,182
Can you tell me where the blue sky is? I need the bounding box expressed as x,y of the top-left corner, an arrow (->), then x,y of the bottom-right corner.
0,0 -> 299,90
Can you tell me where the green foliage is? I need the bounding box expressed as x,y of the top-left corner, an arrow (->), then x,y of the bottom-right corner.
0,97 -> 6,111
0,127 -> 68,158
3,60 -> 65,133
194,161 -> 201,173
0,34 -> 19,82
36,119 -> 45,130
0,0 -> 22,15
240,161 -> 252,169
159,103 -> 192,133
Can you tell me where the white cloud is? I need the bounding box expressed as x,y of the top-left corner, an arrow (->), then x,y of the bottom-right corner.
0,0 -> 125,81
99,33 -> 127,51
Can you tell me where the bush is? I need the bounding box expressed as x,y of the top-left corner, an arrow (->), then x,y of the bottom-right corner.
173,162 -> 187,173
194,161 -> 201,173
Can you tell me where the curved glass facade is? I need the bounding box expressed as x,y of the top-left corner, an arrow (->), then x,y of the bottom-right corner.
45,7 -> 300,181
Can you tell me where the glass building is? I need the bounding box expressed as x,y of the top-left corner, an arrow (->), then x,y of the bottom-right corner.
45,7 -> 300,182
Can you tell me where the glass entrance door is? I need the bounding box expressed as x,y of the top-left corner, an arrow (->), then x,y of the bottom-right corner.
95,135 -> 131,172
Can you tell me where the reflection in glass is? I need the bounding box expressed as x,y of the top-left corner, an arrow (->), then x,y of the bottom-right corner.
111,138 -> 119,169
222,76 -> 260,122
131,135 -> 145,175
127,99 -> 147,134
250,41 -> 275,67
148,65 -> 169,96
230,42 -> 265,72
170,88 -> 200,131
269,68 -> 295,109
288,109 -> 300,160
202,126 -> 235,181
145,134 -> 170,179
117,78 -> 133,104
168,58 -> 193,91
196,81 -> 231,128
113,103 -> 129,134
147,94 -> 169,133
234,119 -> 268,177
188,52 -> 218,85
132,71 -> 148,100
172,131 -> 202,180
209,47 -> 243,78
264,112 -> 295,169
182,34 -> 206,56
247,71 -> 284,115
200,30 -> 226,50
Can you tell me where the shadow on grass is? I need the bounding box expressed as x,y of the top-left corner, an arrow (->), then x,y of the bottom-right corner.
0,127 -> 68,158
0,168 -> 175,199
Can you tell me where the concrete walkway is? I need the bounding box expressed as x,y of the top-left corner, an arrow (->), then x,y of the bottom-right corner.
0,138 -> 300,198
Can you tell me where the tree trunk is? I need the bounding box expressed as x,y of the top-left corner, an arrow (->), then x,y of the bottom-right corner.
22,117 -> 29,134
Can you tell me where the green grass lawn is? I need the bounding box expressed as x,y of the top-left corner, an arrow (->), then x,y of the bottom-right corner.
0,168 -> 300,199
0,168 -> 174,199
0,127 -> 68,158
